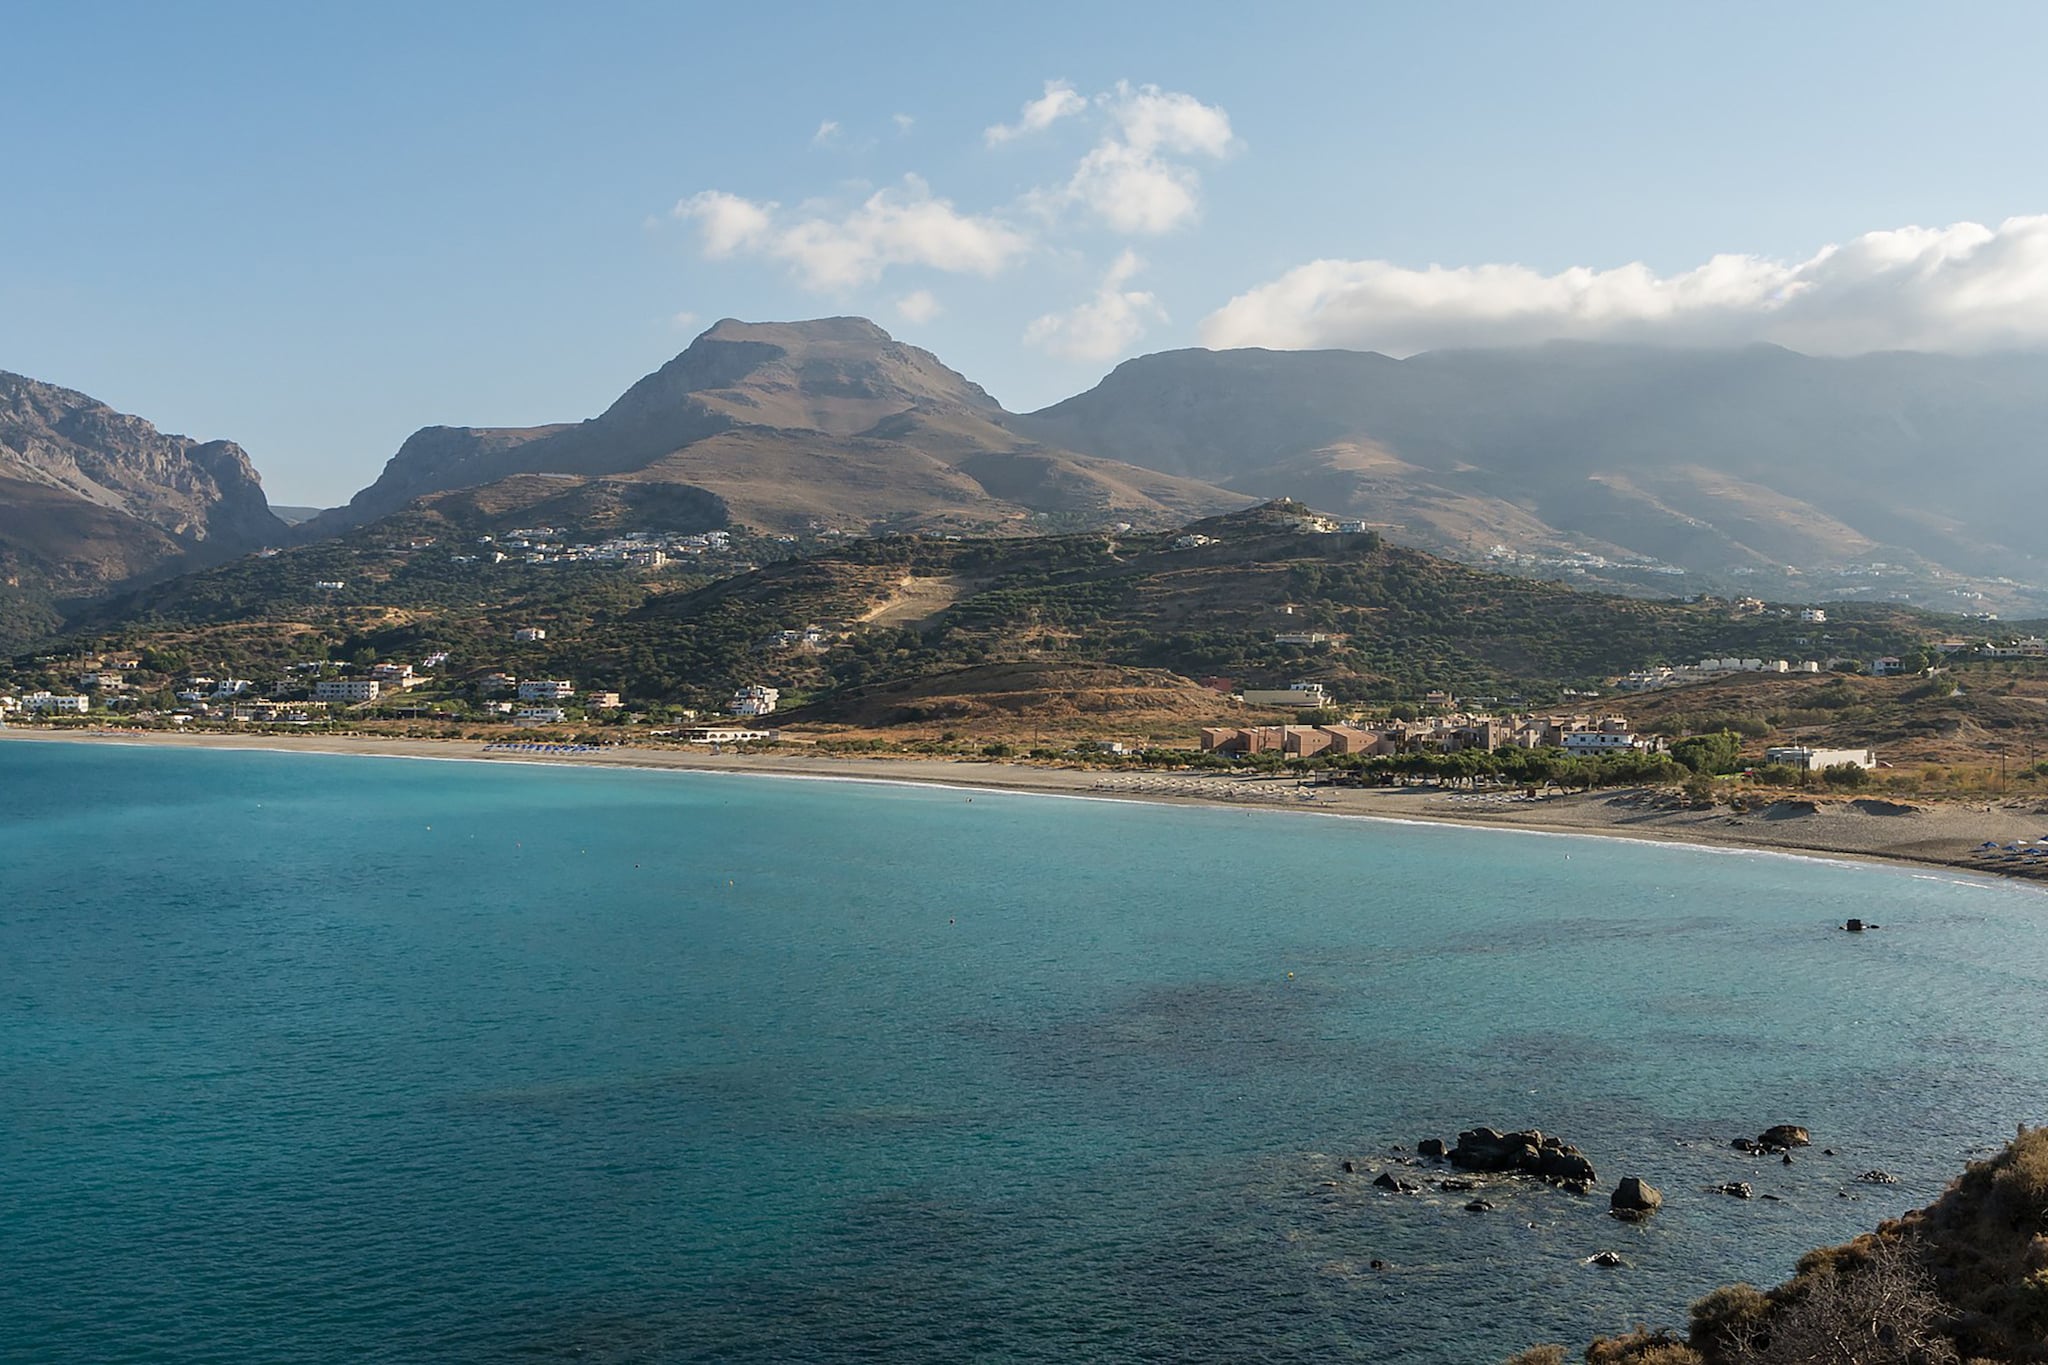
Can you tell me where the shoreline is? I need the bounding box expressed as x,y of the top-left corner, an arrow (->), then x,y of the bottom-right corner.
6,726 -> 2044,891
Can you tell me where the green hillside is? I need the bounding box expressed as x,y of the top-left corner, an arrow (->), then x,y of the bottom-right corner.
19,501 -> 1944,722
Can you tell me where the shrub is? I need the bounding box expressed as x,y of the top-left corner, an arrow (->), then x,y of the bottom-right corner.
1500,1348 -> 1567,1365
1583,1328 -> 1703,1364
1821,762 -> 1871,789
1686,1283 -> 1770,1357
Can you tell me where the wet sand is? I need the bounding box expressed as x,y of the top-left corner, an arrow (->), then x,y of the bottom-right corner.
7,726 -> 2045,888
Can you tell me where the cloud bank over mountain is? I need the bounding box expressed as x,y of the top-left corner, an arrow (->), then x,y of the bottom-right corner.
1201,216 -> 2048,355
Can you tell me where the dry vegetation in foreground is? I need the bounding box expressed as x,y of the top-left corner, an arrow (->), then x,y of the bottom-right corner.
1508,1127 -> 2048,1364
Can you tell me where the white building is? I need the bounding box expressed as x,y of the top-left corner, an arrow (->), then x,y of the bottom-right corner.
315,580 -> 346,591
25,692 -> 90,714
212,678 -> 252,698
368,663 -> 415,687
313,678 -> 382,703
1799,608 -> 1829,623
517,679 -> 575,702
1241,681 -> 1329,708
683,724 -> 776,744
729,684 -> 780,717
514,706 -> 567,725
584,691 -> 622,710
514,627 -> 547,642
1765,745 -> 1876,772
1561,731 -> 1651,755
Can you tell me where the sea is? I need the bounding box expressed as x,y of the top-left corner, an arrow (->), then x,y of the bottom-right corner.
3,741 -> 2045,1364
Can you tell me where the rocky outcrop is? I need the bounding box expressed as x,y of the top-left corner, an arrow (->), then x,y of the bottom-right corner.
1450,1128 -> 1597,1186
1735,1124 -> 1813,1154
1610,1177 -> 1663,1220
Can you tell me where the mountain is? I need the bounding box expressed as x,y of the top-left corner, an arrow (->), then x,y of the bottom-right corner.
310,317 -> 1250,538
1011,343 -> 2048,608
0,372 -> 285,605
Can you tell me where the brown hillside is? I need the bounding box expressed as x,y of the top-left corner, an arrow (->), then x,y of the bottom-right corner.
784,661 -> 1244,737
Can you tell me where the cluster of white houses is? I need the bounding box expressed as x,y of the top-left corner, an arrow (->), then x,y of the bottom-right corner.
1616,658 -> 1828,691
462,527 -> 735,570
1202,711 -> 1663,758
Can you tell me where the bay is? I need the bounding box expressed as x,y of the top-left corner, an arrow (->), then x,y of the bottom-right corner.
2,741 -> 2043,1363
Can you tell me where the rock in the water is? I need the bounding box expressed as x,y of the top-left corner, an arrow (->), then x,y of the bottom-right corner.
1464,1198 -> 1494,1212
1609,1177 -> 1663,1219
1451,1127 -> 1524,1171
1534,1146 -> 1597,1184
1561,1178 -> 1593,1196
1856,1169 -> 1900,1185
1341,1160 -> 1355,1174
1732,1137 -> 1758,1153
1716,1181 -> 1754,1199
1451,1127 -> 1597,1185
1587,1251 -> 1626,1267
1438,1177 -> 1479,1192
1373,1172 -> 1420,1193
1417,1137 -> 1447,1159
1758,1125 -> 1811,1149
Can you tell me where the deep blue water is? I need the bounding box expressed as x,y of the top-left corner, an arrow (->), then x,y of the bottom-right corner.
3,740 -> 2045,1364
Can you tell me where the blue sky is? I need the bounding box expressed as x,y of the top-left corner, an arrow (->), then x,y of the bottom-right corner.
6,1 -> 2047,505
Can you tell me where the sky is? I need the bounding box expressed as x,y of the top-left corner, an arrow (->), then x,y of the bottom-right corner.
6,0 -> 2048,506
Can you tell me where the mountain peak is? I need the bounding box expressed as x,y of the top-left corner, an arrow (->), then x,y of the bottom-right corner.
696,315 -> 897,347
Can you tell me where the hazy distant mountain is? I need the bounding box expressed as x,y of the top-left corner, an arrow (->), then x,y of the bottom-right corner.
1012,342 -> 2048,598
310,318 -> 1251,538
0,371 -> 284,599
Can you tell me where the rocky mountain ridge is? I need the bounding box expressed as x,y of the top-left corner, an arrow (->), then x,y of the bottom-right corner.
1012,341 -> 2048,606
0,371 -> 285,596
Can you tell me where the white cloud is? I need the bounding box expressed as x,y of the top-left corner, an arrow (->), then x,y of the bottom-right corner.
811,119 -> 841,147
895,289 -> 942,323
1200,217 -> 2048,356
674,176 -> 1031,291
1029,81 -> 1236,235
1024,250 -> 1166,361
893,112 -> 916,134
677,190 -> 775,258
1105,81 -> 1234,159
984,79 -> 1087,145
670,310 -> 701,331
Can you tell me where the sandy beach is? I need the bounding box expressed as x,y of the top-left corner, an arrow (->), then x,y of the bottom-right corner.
8,725 -> 2046,889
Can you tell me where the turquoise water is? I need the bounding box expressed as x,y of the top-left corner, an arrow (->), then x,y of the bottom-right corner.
3,742 -> 2045,1364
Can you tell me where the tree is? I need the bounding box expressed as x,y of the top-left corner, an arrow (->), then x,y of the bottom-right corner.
1671,731 -> 1742,775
